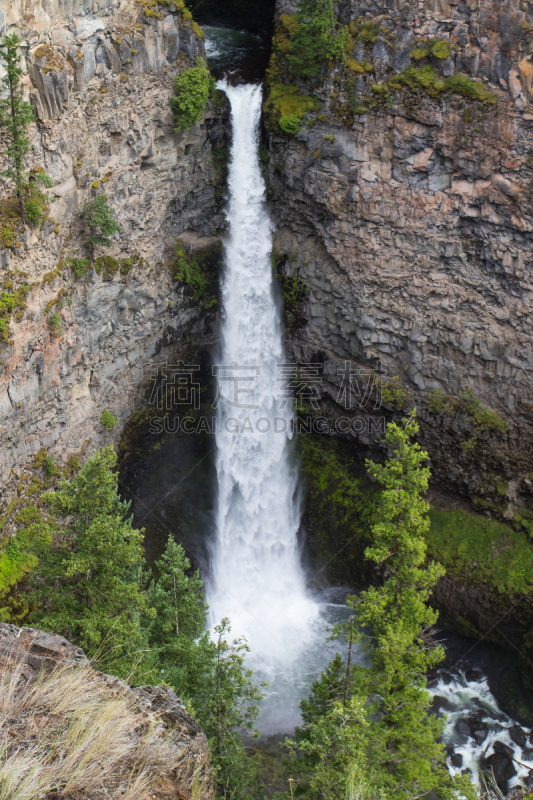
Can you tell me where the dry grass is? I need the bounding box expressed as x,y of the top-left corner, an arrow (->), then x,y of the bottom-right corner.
0,659 -> 185,800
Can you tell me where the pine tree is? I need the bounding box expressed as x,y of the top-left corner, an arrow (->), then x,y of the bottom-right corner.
292,413 -> 477,800
299,652 -> 345,727
147,536 -> 213,700
288,695 -> 371,800
196,619 -> 265,800
342,412 -> 476,799
28,446 -> 152,678
147,544 -> 264,800
80,194 -> 121,256
0,34 -> 36,222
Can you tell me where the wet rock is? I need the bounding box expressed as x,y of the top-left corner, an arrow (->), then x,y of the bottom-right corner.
456,720 -> 471,738
483,751 -> 516,789
465,668 -> 483,683
450,752 -> 463,767
493,740 -> 514,757
430,695 -> 454,714
509,724 -> 527,747
474,729 -> 488,745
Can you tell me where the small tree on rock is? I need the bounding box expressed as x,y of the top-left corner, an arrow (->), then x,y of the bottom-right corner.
80,194 -> 121,257
0,33 -> 36,223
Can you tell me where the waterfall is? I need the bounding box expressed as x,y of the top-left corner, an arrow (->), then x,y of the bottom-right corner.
207,82 -> 321,685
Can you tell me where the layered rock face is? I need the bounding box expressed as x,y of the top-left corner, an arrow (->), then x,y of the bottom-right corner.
0,622 -> 214,799
0,1 -> 227,492
269,0 -> 533,513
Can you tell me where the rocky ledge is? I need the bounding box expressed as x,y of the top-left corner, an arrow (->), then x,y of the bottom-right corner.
0,622 -> 214,800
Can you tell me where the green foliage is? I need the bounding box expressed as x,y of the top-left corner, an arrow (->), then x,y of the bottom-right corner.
272,251 -> 309,329
346,414 -> 473,798
5,448 -> 264,799
279,113 -> 301,134
48,311 -> 63,337
459,388 -> 508,432
378,65 -> 497,104
80,195 -> 121,256
0,532 -> 39,622
100,409 -> 117,430
259,143 -> 270,165
299,434 -> 377,584
68,256 -> 90,277
425,388 -> 459,415
147,541 -> 263,800
428,508 -> 533,595
197,618 -> 264,800
24,198 -> 43,225
42,454 -> 60,477
171,58 -> 212,133
0,282 -> 28,341
293,414 -> 476,800
299,652 -> 345,726
381,374 -> 407,407
264,84 -> 319,133
173,239 -> 217,310
287,694 -> 372,800
146,537 -> 210,696
27,446 -> 151,678
0,34 -> 36,221
426,387 -> 507,436
287,0 -> 351,79
94,255 -> 120,280
357,21 -> 379,44
411,39 -> 451,60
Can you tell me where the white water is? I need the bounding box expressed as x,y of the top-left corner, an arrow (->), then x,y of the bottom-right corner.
429,668 -> 533,790
207,82 -> 330,732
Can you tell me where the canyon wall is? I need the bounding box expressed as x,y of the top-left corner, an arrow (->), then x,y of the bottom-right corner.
269,0 -> 533,517
0,0 -> 227,498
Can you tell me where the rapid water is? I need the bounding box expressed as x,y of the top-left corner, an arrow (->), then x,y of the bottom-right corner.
429,666 -> 533,792
206,83 -> 342,733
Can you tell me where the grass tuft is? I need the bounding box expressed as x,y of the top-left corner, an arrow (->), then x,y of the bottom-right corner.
0,660 -> 181,800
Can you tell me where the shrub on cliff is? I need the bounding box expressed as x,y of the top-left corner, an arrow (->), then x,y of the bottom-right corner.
80,194 -> 121,257
171,58 -> 212,133
286,0 -> 351,79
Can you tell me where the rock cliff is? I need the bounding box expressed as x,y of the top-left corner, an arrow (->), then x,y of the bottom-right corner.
0,0 -> 227,496
0,622 -> 214,799
268,0 -> 533,518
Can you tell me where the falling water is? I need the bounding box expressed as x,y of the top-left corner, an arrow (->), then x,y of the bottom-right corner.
207,82 -> 335,732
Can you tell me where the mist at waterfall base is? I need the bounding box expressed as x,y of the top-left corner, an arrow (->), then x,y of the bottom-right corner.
204,81 -> 350,735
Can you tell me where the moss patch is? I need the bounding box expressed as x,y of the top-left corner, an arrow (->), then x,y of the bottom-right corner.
427,509 -> 533,596
264,84 -> 319,133
94,255 -> 120,280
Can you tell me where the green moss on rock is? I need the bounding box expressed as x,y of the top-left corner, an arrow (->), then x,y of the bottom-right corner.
427,508 -> 533,595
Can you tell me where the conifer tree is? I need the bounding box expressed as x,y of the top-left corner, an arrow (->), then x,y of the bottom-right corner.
80,194 -> 121,256
147,536 -> 214,699
28,446 -> 151,678
0,33 -> 36,223
197,618 -> 264,800
292,413 -> 476,800
147,543 -> 264,800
